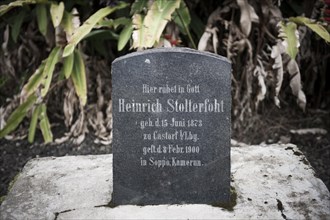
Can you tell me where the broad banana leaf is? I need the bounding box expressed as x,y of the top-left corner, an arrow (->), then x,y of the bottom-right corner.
173,1 -> 190,35
63,2 -> 128,57
173,1 -> 196,48
133,0 -> 181,48
130,0 -> 148,15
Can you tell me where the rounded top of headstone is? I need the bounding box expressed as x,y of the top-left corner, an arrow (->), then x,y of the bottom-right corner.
113,47 -> 231,64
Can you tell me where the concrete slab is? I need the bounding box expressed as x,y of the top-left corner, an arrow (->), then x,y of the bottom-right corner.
1,144 -> 329,219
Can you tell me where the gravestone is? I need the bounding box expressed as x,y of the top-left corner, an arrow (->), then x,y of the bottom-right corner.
112,48 -> 231,205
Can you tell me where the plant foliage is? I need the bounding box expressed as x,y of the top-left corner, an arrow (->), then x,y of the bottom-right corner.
0,0 -> 329,143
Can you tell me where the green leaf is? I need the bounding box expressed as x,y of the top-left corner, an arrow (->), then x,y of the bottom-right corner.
84,30 -> 118,57
190,11 -> 205,40
41,46 -> 61,97
118,21 -> 133,51
62,44 -> 75,57
289,16 -> 330,43
0,94 -> 37,138
173,1 -> 190,35
97,17 -> 131,29
63,2 -> 128,57
61,11 -> 74,39
173,1 -> 196,48
63,52 -> 74,79
0,0 -> 42,17
36,4 -> 48,36
50,1 -> 64,28
39,104 -> 53,143
58,69 -> 65,81
132,14 -> 145,49
97,18 -> 114,28
22,46 -> 61,99
21,60 -> 46,98
11,9 -> 26,42
0,3 -> 19,16
28,104 -> 42,143
84,29 -> 118,40
71,49 -> 87,105
133,0 -> 181,48
130,0 -> 148,15
113,17 -> 131,29
280,21 -> 299,60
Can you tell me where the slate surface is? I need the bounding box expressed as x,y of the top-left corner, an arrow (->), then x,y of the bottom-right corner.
112,48 -> 231,205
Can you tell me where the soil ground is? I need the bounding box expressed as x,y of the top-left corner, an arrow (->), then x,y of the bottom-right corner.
0,106 -> 329,200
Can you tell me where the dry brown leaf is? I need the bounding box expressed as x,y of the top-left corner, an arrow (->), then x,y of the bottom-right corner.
286,59 -> 306,111
236,0 -> 259,36
55,26 -> 67,46
63,82 -> 77,127
54,135 -> 70,144
163,39 -> 172,47
66,8 -> 80,42
73,133 -> 85,145
94,137 -> 111,145
106,99 -> 112,130
0,107 -> 5,130
2,25 -> 9,54
231,139 -> 249,147
271,43 -> 284,108
290,128 -> 327,135
198,29 -> 212,51
254,58 -> 267,109
71,109 -> 85,137
96,74 -> 104,109
211,27 -> 219,54
231,39 -> 246,54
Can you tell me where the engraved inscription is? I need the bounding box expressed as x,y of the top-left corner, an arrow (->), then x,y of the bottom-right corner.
116,83 -> 225,168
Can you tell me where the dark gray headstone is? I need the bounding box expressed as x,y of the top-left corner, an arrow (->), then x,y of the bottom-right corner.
112,48 -> 231,205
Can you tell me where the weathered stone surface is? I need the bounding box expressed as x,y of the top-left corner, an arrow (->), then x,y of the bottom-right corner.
0,155 -> 112,220
1,144 -> 330,219
112,48 -> 231,205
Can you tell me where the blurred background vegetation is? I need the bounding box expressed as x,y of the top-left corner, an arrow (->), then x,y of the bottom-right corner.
0,0 -> 329,144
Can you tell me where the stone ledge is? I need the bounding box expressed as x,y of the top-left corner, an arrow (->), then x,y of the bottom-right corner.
1,144 -> 329,219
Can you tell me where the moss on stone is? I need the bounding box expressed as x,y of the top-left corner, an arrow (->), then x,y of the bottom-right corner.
210,186 -> 237,211
0,195 -> 6,205
7,173 -> 20,192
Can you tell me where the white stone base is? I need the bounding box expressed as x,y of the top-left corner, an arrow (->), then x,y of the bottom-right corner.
1,144 -> 329,219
